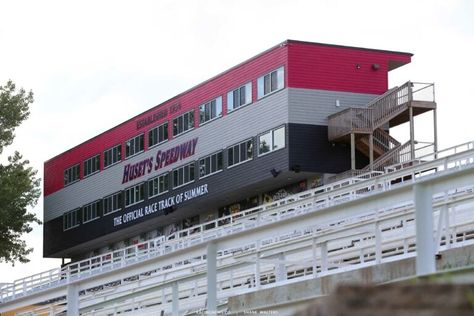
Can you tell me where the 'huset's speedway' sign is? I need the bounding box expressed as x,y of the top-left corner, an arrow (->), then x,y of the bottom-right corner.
122,137 -> 198,184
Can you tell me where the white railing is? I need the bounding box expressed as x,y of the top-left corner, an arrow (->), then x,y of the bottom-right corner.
385,141 -> 474,172
1,142 -> 474,315
82,184 -> 474,315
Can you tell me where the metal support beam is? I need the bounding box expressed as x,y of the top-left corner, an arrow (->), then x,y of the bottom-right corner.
255,252 -> 261,289
67,284 -> 79,316
312,238 -> 317,278
172,282 -> 179,316
375,222 -> 382,264
433,108 -> 438,159
351,133 -> 356,170
320,242 -> 328,273
369,134 -> 374,171
206,242 -> 217,314
414,183 -> 436,275
275,253 -> 287,282
409,106 -> 415,160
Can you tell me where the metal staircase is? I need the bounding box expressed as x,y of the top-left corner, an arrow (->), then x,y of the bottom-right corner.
328,81 -> 436,172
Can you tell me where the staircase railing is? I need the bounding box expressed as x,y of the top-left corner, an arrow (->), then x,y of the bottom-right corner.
372,128 -> 401,152
328,83 -> 414,140
328,107 -> 373,140
369,82 -> 412,128
363,141 -> 413,171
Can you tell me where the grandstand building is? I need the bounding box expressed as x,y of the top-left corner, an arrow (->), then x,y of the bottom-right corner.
43,40 -> 427,261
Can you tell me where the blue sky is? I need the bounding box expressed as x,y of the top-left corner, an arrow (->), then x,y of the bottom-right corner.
0,0 -> 473,282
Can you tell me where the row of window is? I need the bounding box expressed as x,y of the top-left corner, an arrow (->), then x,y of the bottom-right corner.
63,125 -> 286,230
63,67 -> 285,186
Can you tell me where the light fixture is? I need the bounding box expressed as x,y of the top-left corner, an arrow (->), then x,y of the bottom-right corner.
372,63 -> 380,70
290,165 -> 301,173
270,168 -> 281,178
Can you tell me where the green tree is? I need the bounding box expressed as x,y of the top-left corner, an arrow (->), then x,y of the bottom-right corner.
0,80 -> 41,264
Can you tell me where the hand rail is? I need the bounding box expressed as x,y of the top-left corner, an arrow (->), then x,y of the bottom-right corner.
1,142 -> 474,304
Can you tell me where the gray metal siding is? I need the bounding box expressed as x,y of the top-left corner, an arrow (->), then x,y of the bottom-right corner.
44,90 -> 289,222
288,88 -> 377,126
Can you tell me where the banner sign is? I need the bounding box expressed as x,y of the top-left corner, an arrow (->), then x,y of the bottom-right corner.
113,184 -> 209,227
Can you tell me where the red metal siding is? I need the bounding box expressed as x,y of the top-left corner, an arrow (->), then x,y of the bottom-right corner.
44,46 -> 288,196
287,42 -> 411,95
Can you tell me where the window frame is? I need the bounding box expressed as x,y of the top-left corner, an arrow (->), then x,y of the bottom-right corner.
172,110 -> 195,137
83,154 -> 101,178
199,150 -> 224,179
63,208 -> 81,231
125,134 -> 145,159
199,96 -> 222,126
227,138 -> 254,169
148,172 -> 170,198
257,66 -> 285,100
258,125 -> 286,157
227,82 -> 252,113
64,164 -> 80,186
104,144 -> 122,168
172,162 -> 195,189
148,121 -> 169,149
124,182 -> 146,207
82,200 -> 101,223
103,191 -> 123,216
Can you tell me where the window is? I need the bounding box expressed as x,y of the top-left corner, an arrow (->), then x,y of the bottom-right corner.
199,151 -> 223,178
173,110 -> 194,136
83,200 -> 101,223
228,139 -> 253,167
64,164 -> 80,186
199,97 -> 222,125
148,122 -> 169,148
104,144 -> 122,168
148,173 -> 169,197
103,192 -> 123,216
63,209 -> 80,230
125,134 -> 144,158
172,162 -> 195,188
257,67 -> 284,99
258,126 -> 286,156
83,155 -> 100,177
125,183 -> 145,207
227,82 -> 252,112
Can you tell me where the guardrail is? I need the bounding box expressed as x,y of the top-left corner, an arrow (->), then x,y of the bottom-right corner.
1,142 -> 474,315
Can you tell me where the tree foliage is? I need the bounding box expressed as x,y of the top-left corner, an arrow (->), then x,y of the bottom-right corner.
0,80 -> 41,264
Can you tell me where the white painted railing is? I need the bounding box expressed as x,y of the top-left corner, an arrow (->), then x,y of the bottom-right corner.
2,142 -> 474,315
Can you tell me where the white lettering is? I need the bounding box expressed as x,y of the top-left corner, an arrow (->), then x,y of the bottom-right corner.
113,184 -> 209,226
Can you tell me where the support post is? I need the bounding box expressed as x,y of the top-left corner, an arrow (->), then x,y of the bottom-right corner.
312,238 -> 317,277
369,134 -> 374,171
320,242 -> 328,273
414,184 -> 435,276
207,242 -> 217,314
172,282 -> 179,316
351,133 -> 356,170
67,283 -> 79,316
255,252 -> 261,289
375,222 -> 382,264
433,108 -> 438,159
276,252 -> 287,282
409,106 -> 415,160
